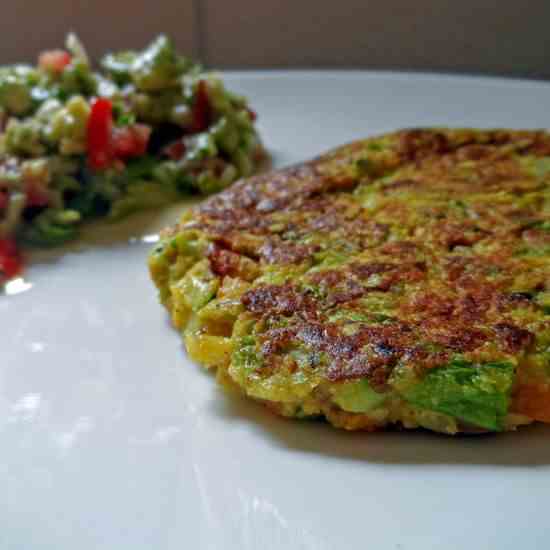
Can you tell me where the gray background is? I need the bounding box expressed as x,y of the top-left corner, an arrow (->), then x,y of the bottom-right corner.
0,1 -> 548,79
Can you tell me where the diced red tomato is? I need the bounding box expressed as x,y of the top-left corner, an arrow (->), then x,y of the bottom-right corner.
87,98 -> 114,170
163,140 -> 186,160
246,107 -> 257,122
87,98 -> 151,170
0,238 -> 22,280
112,124 -> 151,160
38,50 -> 72,73
25,183 -> 50,207
191,80 -> 211,133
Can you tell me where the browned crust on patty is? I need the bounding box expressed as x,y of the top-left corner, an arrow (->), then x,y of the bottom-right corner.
151,128 -> 550,431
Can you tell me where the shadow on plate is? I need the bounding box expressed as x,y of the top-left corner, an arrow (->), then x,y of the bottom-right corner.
208,384 -> 550,467
25,198 -> 200,270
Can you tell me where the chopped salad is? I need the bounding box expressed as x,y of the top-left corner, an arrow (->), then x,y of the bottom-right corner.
0,34 -> 264,281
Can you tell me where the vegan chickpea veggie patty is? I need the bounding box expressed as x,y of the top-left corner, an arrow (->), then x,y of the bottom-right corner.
150,128 -> 550,434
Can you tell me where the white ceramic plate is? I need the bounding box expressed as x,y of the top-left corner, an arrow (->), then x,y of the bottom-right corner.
3,72 -> 550,550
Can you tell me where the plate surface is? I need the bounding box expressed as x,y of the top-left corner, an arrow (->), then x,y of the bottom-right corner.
2,71 -> 550,550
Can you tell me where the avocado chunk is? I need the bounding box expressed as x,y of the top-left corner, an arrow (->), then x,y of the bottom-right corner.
400,360 -> 515,431
0,75 -> 32,115
332,379 -> 387,413
173,259 -> 218,312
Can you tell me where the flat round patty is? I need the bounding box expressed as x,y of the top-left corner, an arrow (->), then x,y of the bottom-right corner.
150,129 -> 550,434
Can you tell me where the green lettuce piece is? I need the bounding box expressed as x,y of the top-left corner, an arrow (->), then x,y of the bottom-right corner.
21,209 -> 79,246
101,50 -> 136,86
401,360 -> 515,431
129,35 -> 187,92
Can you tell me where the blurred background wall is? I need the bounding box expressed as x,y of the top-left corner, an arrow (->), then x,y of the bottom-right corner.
1,0 -> 548,79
